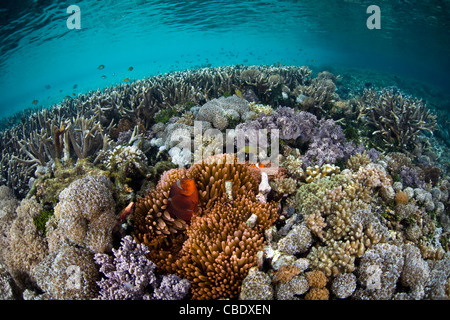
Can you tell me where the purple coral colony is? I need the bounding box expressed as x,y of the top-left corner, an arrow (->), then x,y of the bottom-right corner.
0,65 -> 449,301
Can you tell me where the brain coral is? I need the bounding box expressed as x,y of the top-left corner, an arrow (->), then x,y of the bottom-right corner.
54,174 -> 116,253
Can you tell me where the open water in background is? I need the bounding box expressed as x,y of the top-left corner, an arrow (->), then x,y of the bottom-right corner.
0,0 -> 449,119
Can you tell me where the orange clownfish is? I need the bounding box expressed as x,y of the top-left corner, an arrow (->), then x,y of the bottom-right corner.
167,178 -> 199,222
249,162 -> 265,169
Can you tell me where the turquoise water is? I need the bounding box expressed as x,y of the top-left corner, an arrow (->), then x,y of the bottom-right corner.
0,0 -> 449,119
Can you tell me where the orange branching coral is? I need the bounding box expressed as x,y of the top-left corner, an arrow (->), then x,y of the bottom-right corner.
187,153 -> 258,209
133,168 -> 188,264
134,154 -> 278,299
169,193 -> 278,299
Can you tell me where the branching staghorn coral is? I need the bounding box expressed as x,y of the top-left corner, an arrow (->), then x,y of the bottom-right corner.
360,88 -> 437,152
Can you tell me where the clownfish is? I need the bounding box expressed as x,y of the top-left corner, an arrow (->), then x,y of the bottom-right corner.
250,162 -> 265,169
167,178 -> 199,222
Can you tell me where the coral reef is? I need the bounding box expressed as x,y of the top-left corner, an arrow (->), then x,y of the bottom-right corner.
0,64 -> 448,301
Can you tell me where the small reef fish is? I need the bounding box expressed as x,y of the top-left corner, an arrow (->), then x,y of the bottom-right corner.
249,162 -> 265,169
167,178 -> 199,222
116,202 -> 134,227
235,89 -> 243,99
101,75 -> 107,79
98,64 -> 105,70
73,84 -> 78,89
123,77 -> 130,82
32,100 -> 38,105
128,66 -> 133,71
45,84 -> 51,89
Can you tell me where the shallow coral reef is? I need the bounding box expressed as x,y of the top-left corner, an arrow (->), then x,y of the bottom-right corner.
0,64 -> 448,301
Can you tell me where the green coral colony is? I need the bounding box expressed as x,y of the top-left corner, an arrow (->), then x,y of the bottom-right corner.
0,65 -> 449,300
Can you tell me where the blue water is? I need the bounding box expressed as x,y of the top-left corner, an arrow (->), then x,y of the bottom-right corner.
0,0 -> 449,119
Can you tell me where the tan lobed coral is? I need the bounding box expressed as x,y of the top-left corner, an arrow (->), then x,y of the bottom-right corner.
53,174 -> 116,253
3,198 -> 48,290
305,164 -> 392,277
